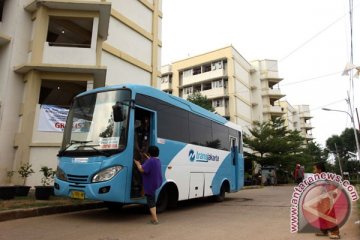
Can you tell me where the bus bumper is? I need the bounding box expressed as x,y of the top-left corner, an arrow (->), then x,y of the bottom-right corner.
54,167 -> 128,203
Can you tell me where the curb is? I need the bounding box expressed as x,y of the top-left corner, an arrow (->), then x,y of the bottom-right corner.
0,202 -> 105,222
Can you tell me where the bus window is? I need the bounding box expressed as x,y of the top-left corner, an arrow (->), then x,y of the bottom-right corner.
230,136 -> 238,165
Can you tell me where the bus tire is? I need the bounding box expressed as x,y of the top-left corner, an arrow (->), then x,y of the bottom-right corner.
214,183 -> 226,202
156,189 -> 168,213
104,201 -> 123,212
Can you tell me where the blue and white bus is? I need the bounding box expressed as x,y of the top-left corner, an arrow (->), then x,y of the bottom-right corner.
55,84 -> 244,211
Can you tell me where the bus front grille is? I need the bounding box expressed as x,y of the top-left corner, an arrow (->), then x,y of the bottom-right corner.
67,174 -> 89,183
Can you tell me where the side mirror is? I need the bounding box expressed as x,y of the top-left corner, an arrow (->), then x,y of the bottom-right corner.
112,102 -> 125,122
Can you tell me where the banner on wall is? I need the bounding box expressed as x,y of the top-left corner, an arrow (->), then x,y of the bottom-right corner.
38,105 -> 69,132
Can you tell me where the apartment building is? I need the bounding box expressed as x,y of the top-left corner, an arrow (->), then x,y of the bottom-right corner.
161,46 -> 286,133
0,0 -> 162,185
280,101 -> 314,142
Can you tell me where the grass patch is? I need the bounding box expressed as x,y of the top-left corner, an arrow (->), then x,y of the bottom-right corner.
0,195 -> 98,211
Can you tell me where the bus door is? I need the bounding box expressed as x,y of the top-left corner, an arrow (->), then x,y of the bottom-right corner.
230,136 -> 239,190
131,107 -> 155,198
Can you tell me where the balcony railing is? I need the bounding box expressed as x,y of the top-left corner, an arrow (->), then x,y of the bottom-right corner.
201,87 -> 228,99
305,133 -> 314,139
299,112 -> 312,119
260,71 -> 282,80
300,122 -> 313,129
182,68 -> 225,86
263,105 -> 284,115
262,88 -> 285,98
182,87 -> 228,100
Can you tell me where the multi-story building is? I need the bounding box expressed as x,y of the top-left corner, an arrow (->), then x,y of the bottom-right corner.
0,0 -> 162,185
161,46 -> 286,133
295,105 -> 314,142
280,101 -> 314,142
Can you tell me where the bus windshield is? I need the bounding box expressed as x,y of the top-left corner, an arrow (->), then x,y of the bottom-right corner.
59,89 -> 131,156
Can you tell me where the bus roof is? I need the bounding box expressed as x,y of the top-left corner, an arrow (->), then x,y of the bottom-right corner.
77,84 -> 242,132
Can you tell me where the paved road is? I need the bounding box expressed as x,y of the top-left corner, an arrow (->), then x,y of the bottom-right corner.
0,186 -> 359,240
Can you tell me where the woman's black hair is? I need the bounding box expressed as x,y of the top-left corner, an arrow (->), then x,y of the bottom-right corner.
314,161 -> 326,172
148,145 -> 159,157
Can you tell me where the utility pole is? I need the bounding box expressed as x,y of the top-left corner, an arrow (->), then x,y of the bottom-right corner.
356,108 -> 360,130
335,143 -> 343,178
346,92 -> 360,161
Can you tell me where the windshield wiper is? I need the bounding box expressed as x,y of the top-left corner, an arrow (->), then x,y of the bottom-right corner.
75,145 -> 111,157
58,140 -> 112,157
70,140 -> 93,145
58,140 -> 93,157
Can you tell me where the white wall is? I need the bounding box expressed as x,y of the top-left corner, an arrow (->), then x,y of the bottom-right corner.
0,0 -> 33,183
110,0 -> 152,33
107,18 -> 152,66
102,51 -> 151,85
27,147 -> 59,186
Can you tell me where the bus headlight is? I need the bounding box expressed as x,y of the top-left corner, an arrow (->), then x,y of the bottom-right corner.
92,166 -> 123,183
56,167 -> 67,181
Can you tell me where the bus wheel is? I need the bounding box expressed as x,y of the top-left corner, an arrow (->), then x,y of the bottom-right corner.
156,189 -> 168,213
104,201 -> 123,212
214,184 -> 226,202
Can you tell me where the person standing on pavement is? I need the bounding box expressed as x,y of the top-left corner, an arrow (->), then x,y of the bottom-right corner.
313,162 -> 340,239
134,145 -> 163,224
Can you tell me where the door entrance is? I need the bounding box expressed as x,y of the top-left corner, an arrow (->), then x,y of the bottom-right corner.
131,107 -> 152,198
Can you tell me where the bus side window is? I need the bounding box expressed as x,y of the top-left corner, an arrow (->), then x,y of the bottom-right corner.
230,136 -> 237,165
239,132 -> 243,154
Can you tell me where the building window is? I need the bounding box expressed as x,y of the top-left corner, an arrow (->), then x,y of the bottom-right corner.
46,16 -> 93,48
161,75 -> 169,83
212,80 -> 223,88
183,87 -> 193,95
193,66 -> 201,75
213,99 -> 223,107
203,64 -> 211,72
202,82 -> 211,91
39,80 -> 87,108
0,0 -> 5,21
193,85 -> 201,93
182,69 -> 192,78
211,61 -> 223,70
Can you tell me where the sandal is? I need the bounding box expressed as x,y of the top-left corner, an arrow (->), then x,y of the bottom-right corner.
148,220 -> 159,225
328,234 -> 340,239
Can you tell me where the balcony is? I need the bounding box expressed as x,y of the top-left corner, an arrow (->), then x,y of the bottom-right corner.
260,71 -> 283,82
300,122 -> 313,129
161,81 -> 172,91
182,68 -> 225,86
14,64 -> 106,87
0,32 -> 11,47
305,133 -> 314,140
263,105 -> 284,116
25,0 -> 111,39
202,87 -> 228,99
299,112 -> 312,119
24,0 -> 110,66
262,88 -> 285,99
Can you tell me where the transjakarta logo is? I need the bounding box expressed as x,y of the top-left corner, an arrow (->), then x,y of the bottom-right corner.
188,149 -> 219,162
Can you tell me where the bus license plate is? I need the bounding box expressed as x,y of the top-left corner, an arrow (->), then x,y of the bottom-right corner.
71,191 -> 85,200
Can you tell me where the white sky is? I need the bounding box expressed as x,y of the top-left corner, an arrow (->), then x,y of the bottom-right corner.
161,0 -> 360,148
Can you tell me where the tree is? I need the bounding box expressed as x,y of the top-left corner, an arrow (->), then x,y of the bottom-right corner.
298,142 -> 330,172
326,127 -> 360,174
244,118 -> 312,172
187,92 -> 215,112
